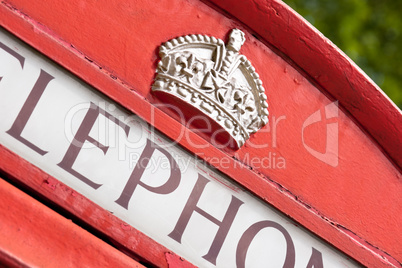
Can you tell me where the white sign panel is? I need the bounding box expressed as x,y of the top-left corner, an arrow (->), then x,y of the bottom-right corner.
0,28 -> 360,267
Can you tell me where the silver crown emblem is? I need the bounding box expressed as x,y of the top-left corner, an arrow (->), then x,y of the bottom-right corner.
152,29 -> 269,148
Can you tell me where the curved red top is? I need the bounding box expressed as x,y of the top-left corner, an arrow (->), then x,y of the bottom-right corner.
208,0 -> 401,169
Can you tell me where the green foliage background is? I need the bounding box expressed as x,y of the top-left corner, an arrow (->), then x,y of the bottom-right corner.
284,0 -> 402,109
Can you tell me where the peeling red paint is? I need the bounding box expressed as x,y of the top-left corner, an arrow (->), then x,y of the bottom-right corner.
120,223 -> 131,231
43,177 -> 57,190
165,252 -> 198,268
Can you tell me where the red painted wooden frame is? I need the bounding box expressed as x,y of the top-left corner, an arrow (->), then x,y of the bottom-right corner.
0,176 -> 145,268
0,0 -> 400,267
208,0 -> 401,169
0,145 -> 196,267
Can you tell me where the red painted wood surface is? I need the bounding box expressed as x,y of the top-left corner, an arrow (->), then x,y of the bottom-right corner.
209,0 -> 402,168
0,145 -> 193,268
0,0 -> 400,267
0,177 -> 145,268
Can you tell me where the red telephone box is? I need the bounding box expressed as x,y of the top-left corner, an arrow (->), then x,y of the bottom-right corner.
0,0 -> 400,267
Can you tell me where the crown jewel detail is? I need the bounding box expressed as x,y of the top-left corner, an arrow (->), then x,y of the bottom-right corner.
152,29 -> 269,148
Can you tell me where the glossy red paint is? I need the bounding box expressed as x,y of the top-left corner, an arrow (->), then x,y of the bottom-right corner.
0,0 -> 400,267
0,177 -> 145,268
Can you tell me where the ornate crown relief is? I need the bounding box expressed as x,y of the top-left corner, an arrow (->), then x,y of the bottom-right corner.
152,29 -> 269,148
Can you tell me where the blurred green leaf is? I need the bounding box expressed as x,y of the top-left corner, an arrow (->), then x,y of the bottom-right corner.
284,0 -> 402,108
